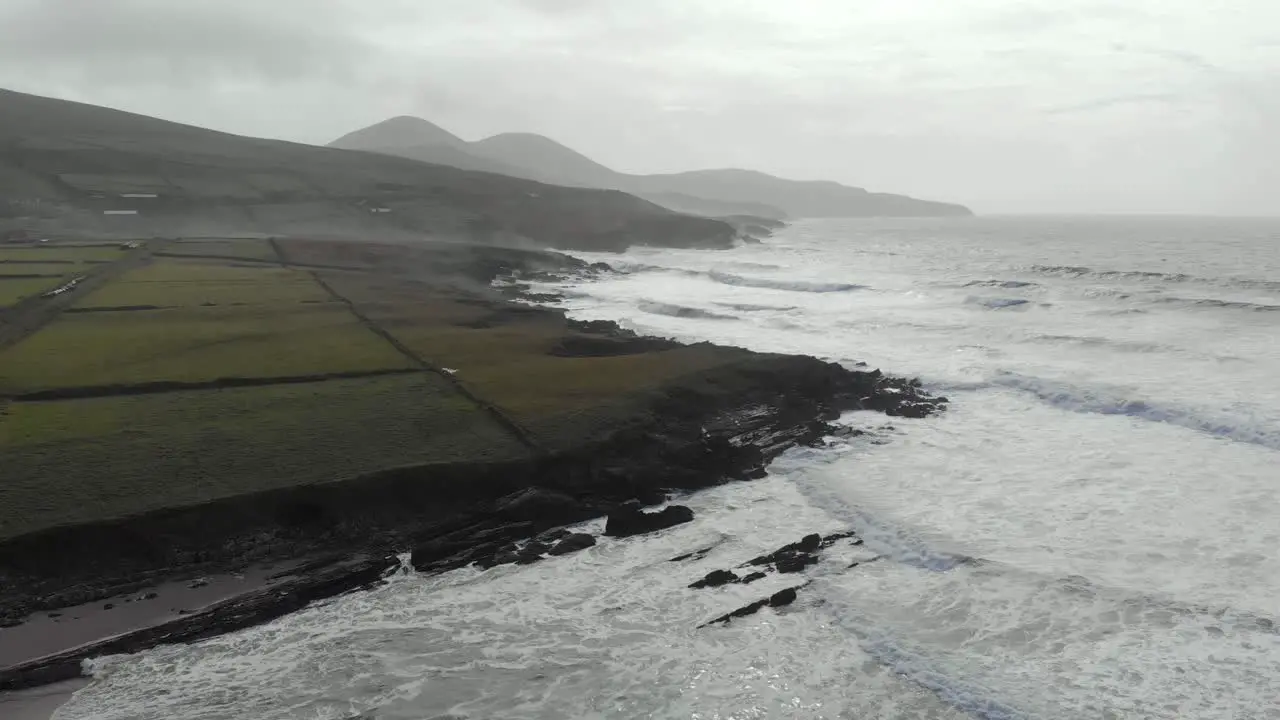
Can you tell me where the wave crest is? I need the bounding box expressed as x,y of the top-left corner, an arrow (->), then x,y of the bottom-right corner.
993,372 -> 1280,450
966,296 -> 1032,310
708,270 -> 867,293
638,301 -> 737,320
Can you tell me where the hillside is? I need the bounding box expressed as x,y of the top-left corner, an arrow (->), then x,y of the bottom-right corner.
0,89 -> 734,252
329,115 -> 467,150
329,118 -> 972,218
471,132 -> 619,187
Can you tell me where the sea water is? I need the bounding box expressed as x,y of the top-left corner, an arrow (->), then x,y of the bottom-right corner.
57,216 -> 1280,719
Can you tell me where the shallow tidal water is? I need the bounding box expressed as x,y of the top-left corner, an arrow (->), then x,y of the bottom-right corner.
57,216 -> 1280,719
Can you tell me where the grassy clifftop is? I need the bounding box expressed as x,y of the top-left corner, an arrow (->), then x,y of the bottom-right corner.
0,236 -> 768,541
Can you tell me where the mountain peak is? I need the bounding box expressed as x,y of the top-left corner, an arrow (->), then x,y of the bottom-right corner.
469,132 -> 617,186
329,115 -> 465,151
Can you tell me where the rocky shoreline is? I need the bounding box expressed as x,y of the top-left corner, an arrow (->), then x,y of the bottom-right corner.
0,249 -> 946,693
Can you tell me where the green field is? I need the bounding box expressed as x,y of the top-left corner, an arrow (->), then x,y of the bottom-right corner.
0,373 -> 530,539
0,240 -> 745,542
0,303 -> 412,393
0,245 -> 127,263
0,277 -> 66,306
75,259 -> 330,308
162,238 -> 279,262
321,272 -> 735,446
0,263 -> 84,277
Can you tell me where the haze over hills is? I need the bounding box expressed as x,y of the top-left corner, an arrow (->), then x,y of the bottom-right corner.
329,117 -> 973,219
0,89 -> 734,251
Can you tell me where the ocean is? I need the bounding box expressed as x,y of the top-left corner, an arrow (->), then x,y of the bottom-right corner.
55,216 -> 1280,719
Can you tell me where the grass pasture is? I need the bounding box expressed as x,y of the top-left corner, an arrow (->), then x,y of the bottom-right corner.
75,259 -> 330,308
0,373 -> 530,539
0,246 -> 122,306
162,238 -> 279,262
0,245 -> 127,263
0,263 -> 86,277
0,277 -> 67,306
320,271 -> 737,446
0,303 -> 413,393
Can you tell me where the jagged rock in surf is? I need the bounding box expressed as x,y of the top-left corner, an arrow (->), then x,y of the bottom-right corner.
475,545 -> 521,569
547,533 -> 596,556
819,531 -> 861,548
535,528 -> 571,544
700,583 -> 809,627
769,587 -> 799,607
745,534 -> 822,567
604,504 -> 695,537
776,554 -> 819,574
689,569 -> 739,589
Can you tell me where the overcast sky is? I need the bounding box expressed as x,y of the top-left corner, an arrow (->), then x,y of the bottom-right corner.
2,0 -> 1277,214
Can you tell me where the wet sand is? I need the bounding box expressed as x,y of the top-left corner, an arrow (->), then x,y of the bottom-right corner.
0,561 -> 300,715
0,679 -> 88,720
0,563 -> 293,670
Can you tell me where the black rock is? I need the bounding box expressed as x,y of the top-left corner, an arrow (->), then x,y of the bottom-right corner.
739,571 -> 766,584
515,550 -> 544,565
819,531 -> 859,548
522,541 -> 550,556
634,487 -> 669,507
535,528 -> 571,544
547,533 -> 596,556
476,547 -> 522,569
769,588 -> 798,607
103,603 -> 115,610
410,539 -> 467,570
746,534 -> 827,568
775,553 -> 818,574
797,534 -> 822,553
465,522 -> 536,545
700,583 -> 808,627
493,488 -> 589,526
189,578 -> 209,589
669,545 -> 717,562
142,592 -> 160,600
689,569 -> 738,589
730,599 -> 770,619
604,505 -> 694,538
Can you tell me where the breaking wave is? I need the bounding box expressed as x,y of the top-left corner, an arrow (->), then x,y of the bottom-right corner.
713,301 -> 797,312
708,270 -> 868,293
1030,264 -> 1280,293
964,280 -> 1039,289
1024,334 -> 1175,354
966,296 -> 1032,310
1156,296 -> 1280,313
637,301 -> 737,321
992,372 -> 1280,450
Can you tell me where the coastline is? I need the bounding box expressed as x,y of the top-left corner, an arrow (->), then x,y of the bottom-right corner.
0,238 -> 945,701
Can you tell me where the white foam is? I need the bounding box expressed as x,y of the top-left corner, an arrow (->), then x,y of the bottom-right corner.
57,217 -> 1280,719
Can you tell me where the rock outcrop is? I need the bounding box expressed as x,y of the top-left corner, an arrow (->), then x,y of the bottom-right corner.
604,504 -> 696,538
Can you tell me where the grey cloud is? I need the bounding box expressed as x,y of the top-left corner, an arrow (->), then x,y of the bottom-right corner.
0,0 -> 378,84
1044,92 -> 1185,115
0,0 -> 1276,214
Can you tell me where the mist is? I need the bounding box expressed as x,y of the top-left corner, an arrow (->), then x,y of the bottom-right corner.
1,0 -> 1276,216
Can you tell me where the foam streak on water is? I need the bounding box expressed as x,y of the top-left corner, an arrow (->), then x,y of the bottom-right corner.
57,217 -> 1280,719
